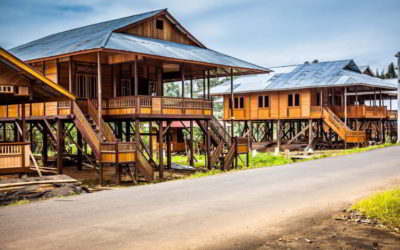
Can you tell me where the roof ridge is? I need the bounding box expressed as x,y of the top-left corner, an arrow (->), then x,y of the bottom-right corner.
10,9 -> 166,51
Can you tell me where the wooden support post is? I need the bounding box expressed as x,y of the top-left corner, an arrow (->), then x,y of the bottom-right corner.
167,121 -> 172,169
97,51 -> 103,142
277,120 -> 281,149
249,120 -> 252,149
77,131 -> 83,171
134,57 -> 138,96
181,65 -> 185,98
203,71 -> 206,99
344,87 -> 347,149
207,120 -> 211,169
115,142 -> 120,185
157,67 -> 163,96
356,87 -> 359,147
149,121 -> 153,158
308,119 -> 312,145
189,120 -> 194,167
21,104 -> 26,168
42,121 -> 48,167
190,77 -> 193,99
113,64 -> 117,98
68,57 -> 73,92
207,70 -> 210,99
159,122 -> 164,179
135,119 -> 140,180
230,68 -> 234,140
56,119 -> 63,174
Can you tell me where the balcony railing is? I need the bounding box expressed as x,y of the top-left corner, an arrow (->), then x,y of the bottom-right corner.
90,96 -> 213,117
0,142 -> 30,173
0,96 -> 213,119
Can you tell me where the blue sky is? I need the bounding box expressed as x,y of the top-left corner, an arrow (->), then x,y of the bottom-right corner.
0,0 -> 399,72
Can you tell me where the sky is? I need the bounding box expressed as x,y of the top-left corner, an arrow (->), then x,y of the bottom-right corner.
0,0 -> 399,73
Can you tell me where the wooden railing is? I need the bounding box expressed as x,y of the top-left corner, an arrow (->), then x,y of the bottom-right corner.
93,96 -> 213,117
223,141 -> 236,170
87,100 -> 116,143
0,142 -> 30,170
388,110 -> 398,119
72,101 -> 100,157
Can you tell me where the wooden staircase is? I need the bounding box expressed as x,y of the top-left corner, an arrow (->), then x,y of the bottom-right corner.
197,116 -> 238,170
322,107 -> 366,143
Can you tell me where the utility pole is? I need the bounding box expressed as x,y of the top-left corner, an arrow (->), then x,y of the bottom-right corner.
396,52 -> 400,143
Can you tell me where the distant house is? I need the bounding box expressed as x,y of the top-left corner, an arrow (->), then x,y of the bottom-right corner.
210,60 -> 397,149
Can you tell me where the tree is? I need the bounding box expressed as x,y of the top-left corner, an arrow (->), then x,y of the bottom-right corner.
386,62 -> 398,79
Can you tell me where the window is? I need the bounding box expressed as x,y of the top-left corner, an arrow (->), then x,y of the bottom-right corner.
288,93 -> 300,107
288,94 -> 293,107
230,96 -> 244,109
258,96 -> 263,108
156,20 -> 164,30
234,97 -> 239,109
316,92 -> 321,106
121,78 -> 132,96
264,96 -> 269,107
258,95 -> 269,108
76,74 -> 97,98
294,94 -> 300,106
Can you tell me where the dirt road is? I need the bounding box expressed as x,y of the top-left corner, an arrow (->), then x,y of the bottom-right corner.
1,146 -> 400,249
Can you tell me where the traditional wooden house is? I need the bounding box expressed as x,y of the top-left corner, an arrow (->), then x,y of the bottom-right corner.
210,60 -> 398,150
1,9 -> 267,183
0,47 -> 75,175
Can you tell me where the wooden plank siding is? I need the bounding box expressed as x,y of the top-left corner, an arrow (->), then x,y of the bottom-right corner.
222,88 -> 390,120
122,15 -> 199,47
224,89 -> 314,120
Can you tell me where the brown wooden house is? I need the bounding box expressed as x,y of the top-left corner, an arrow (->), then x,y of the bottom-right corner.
1,9 -> 268,183
210,60 -> 397,150
0,47 -> 75,175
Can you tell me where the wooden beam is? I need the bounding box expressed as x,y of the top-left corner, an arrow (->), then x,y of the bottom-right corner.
158,122 -> 164,179
56,119 -> 63,174
97,51 -> 102,142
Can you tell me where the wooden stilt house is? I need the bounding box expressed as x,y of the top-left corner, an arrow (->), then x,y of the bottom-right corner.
0,47 -> 75,174
210,60 -> 398,150
1,9 -> 269,183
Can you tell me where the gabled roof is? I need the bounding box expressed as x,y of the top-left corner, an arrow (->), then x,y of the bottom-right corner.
358,65 -> 375,76
10,9 -> 166,61
211,60 -> 396,95
0,47 -> 75,104
9,9 -> 268,74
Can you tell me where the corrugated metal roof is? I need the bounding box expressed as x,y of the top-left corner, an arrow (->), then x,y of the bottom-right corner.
10,9 -> 165,61
105,33 -> 267,71
9,9 -> 268,72
211,60 -> 396,95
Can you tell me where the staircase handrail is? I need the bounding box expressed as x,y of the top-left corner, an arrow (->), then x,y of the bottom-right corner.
72,101 -> 100,156
87,99 -> 116,142
210,116 -> 232,147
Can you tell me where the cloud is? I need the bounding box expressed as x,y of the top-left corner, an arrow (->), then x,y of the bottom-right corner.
0,0 -> 399,72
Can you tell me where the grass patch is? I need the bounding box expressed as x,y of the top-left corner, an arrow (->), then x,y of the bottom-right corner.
3,199 -> 31,207
352,188 -> 400,228
170,143 -> 399,179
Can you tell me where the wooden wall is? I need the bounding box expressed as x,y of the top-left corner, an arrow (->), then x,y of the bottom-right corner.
122,14 -> 199,47
223,89 -> 315,120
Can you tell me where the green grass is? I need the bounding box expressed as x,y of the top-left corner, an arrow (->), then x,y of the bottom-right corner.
352,188 -> 400,228
170,143 -> 399,179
